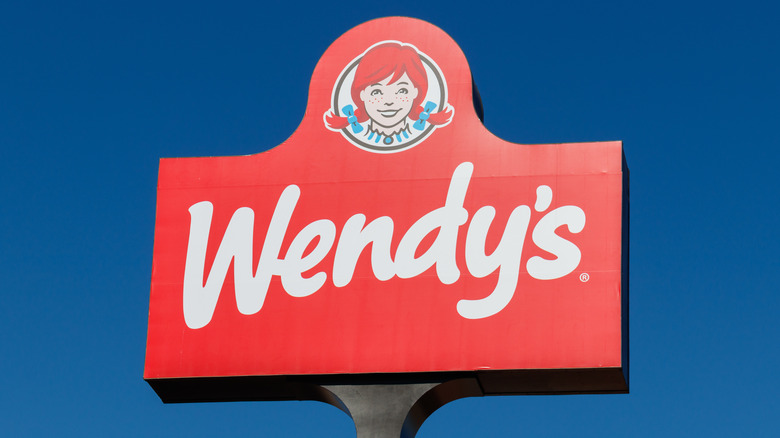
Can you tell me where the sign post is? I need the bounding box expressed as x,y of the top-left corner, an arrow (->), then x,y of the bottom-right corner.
145,17 -> 629,437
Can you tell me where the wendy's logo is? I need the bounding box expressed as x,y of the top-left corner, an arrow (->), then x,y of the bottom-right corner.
324,41 -> 454,153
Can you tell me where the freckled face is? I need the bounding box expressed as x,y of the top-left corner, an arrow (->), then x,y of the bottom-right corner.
359,73 -> 419,129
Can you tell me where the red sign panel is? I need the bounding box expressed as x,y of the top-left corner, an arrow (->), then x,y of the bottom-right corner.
145,17 -> 628,399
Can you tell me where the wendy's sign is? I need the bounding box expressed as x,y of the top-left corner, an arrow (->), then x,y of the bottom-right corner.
145,17 -> 628,403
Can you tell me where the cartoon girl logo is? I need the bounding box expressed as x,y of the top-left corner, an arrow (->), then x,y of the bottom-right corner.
324,41 -> 454,153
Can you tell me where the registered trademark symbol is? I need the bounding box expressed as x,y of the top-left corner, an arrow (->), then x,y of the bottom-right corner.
579,273 -> 590,282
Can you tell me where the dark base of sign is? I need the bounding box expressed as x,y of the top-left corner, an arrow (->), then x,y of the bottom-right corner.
147,368 -> 627,437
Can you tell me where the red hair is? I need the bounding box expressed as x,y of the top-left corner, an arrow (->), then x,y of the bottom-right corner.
326,43 -> 452,129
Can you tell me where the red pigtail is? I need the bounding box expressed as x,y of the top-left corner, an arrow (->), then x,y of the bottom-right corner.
325,108 -> 368,130
409,105 -> 453,126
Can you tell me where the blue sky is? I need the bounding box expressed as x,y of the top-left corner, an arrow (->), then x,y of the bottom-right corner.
1,0 -> 778,436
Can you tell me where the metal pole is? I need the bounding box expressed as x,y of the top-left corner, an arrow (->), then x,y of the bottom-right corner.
322,377 -> 482,438
324,383 -> 436,438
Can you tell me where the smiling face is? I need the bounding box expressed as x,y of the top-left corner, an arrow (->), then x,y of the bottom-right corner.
359,72 -> 419,133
